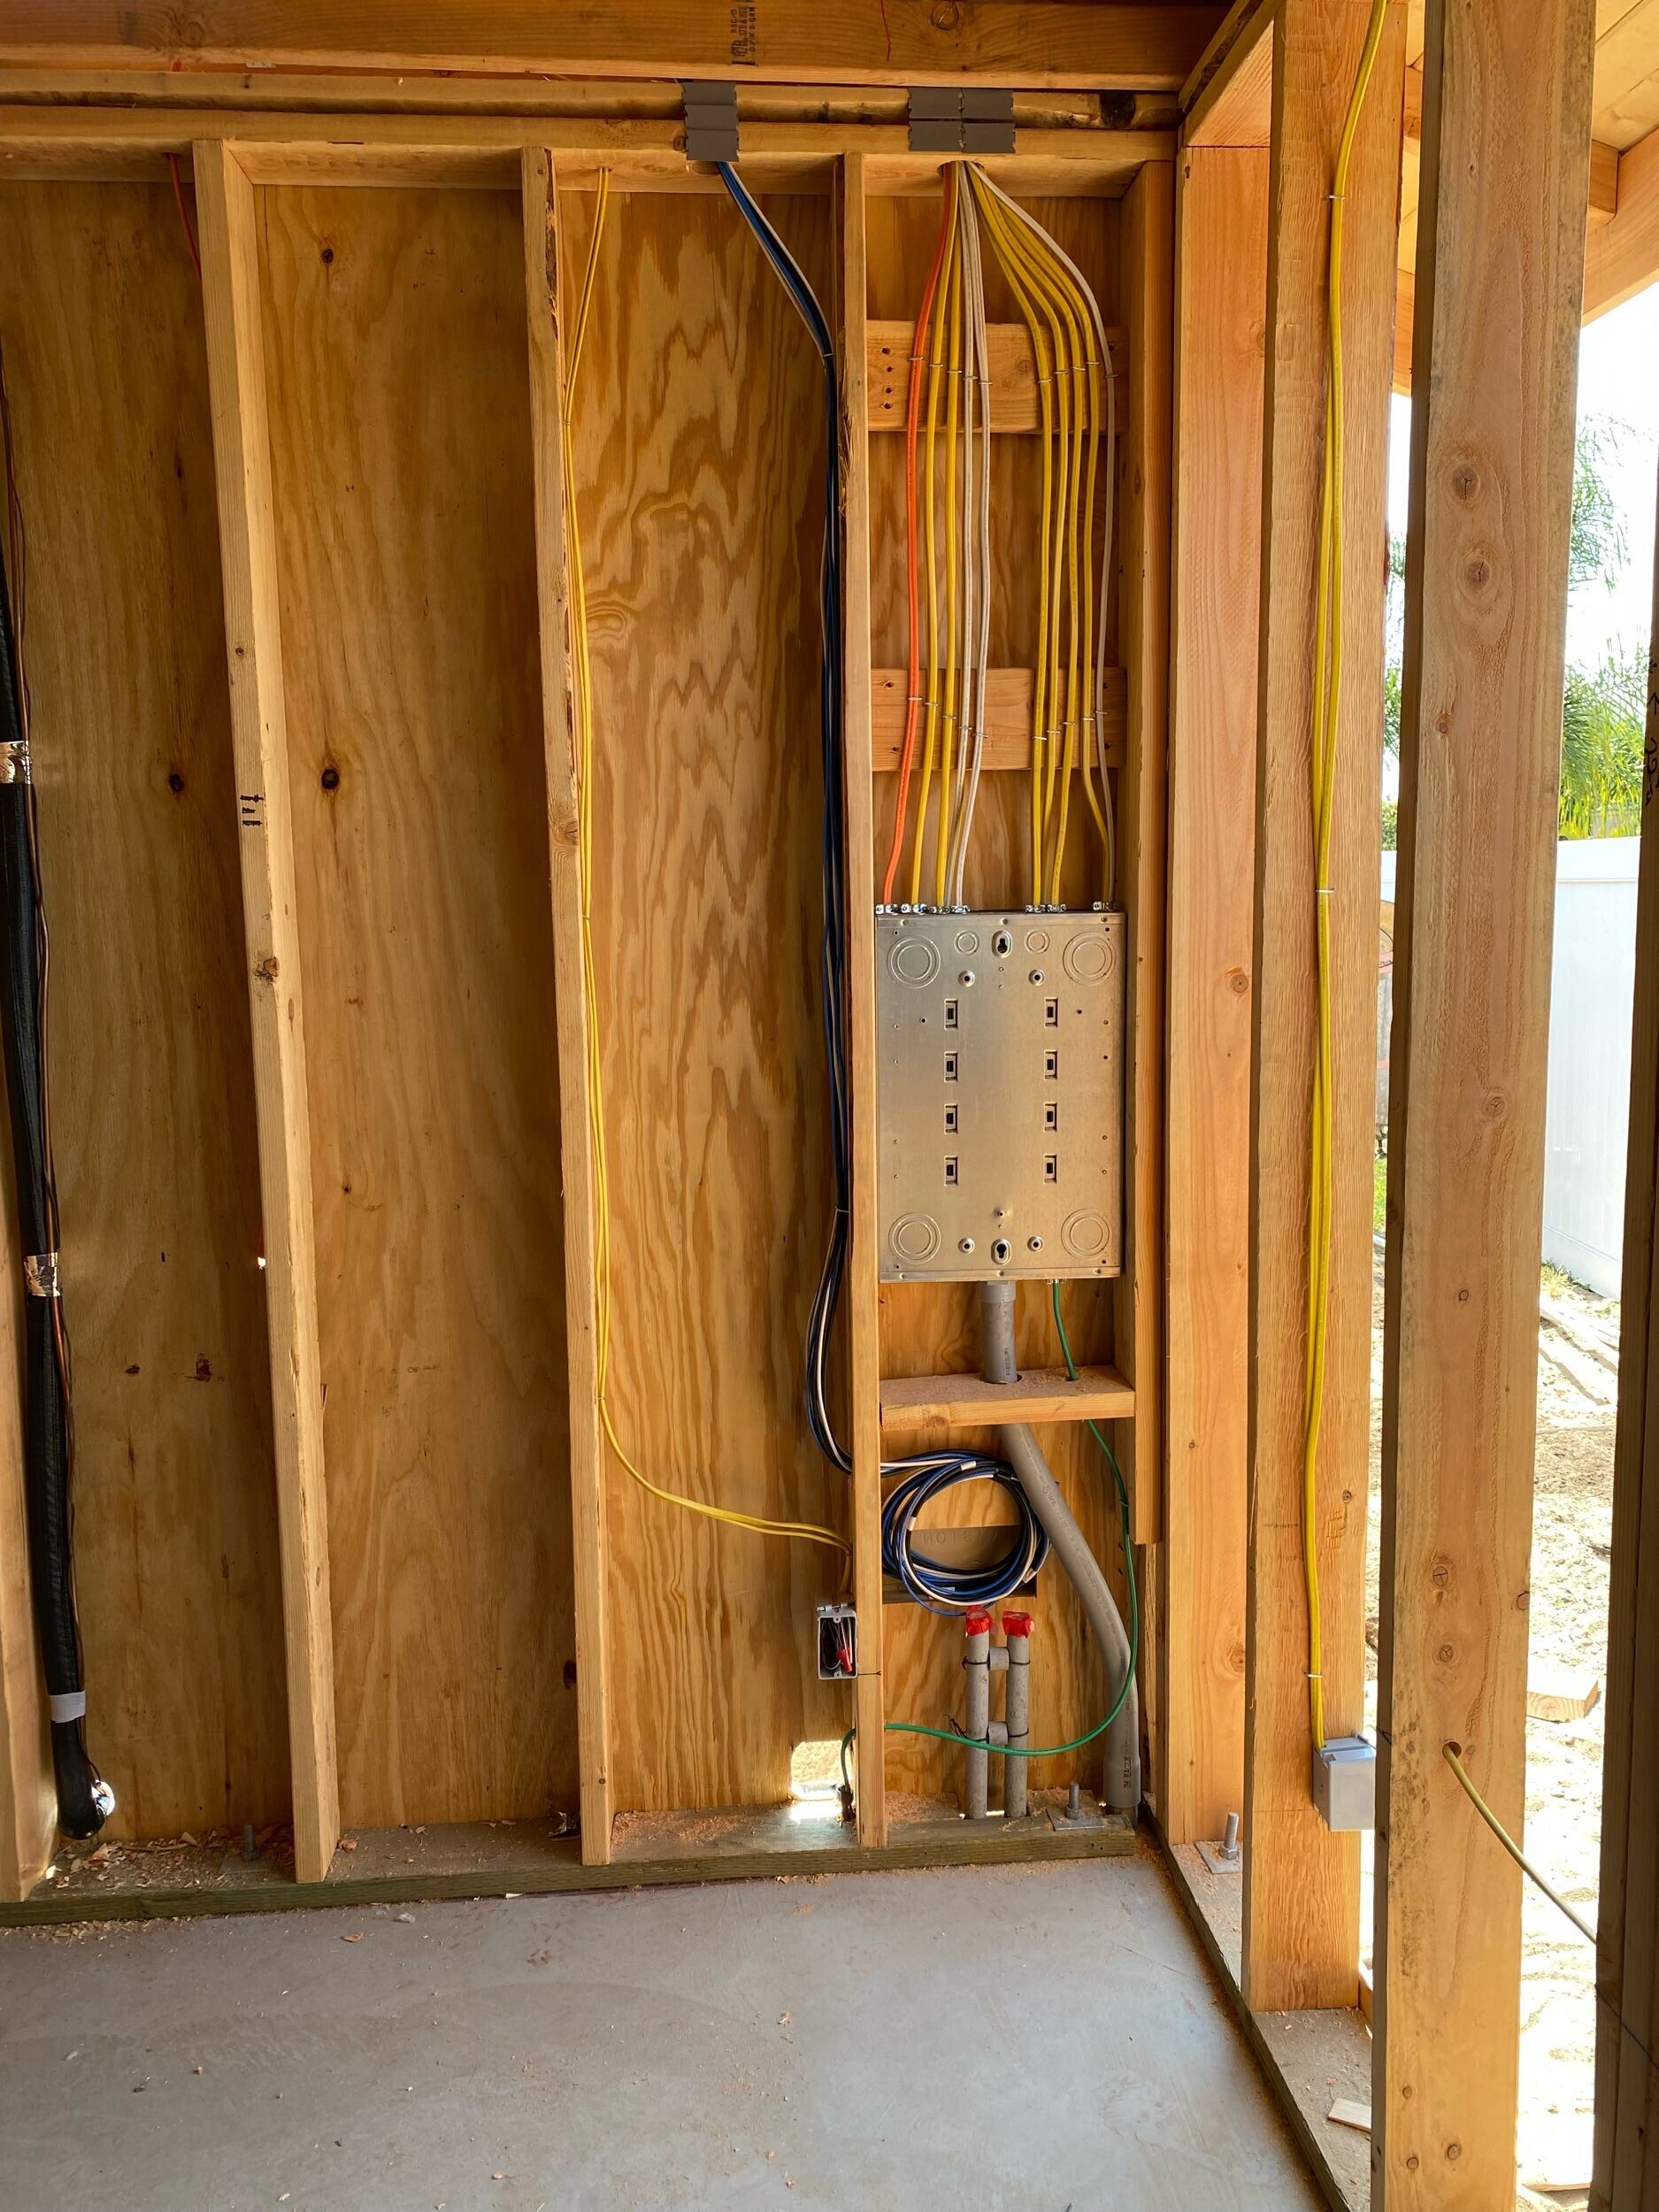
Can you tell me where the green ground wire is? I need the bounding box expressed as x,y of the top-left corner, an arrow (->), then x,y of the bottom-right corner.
841,1282 -> 1139,1797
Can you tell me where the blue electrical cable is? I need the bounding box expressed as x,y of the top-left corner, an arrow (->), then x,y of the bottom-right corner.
882,1457 -> 1049,1614
717,163 -> 1033,1610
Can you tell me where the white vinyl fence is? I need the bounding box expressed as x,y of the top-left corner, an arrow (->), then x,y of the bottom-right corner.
1380,838 -> 1639,1299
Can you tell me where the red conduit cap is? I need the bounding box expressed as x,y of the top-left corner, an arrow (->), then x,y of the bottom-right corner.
964,1608 -> 995,1638
1001,1611 -> 1034,1640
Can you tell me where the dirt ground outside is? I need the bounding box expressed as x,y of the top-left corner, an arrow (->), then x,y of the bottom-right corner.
1362,1247 -> 1615,2198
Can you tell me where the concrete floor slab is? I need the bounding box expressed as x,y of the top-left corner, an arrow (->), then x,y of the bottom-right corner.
0,1844 -> 1323,2212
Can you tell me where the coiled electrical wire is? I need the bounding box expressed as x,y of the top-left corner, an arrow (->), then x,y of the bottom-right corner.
881,1454 -> 1048,1614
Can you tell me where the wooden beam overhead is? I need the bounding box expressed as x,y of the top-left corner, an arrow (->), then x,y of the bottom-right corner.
1372,0 -> 1595,2202
1584,119 -> 1659,316
0,71 -> 1108,124
0,3 -> 1225,92
0,105 -> 1173,193
1183,0 -> 1277,146
1181,0 -> 1275,111
1161,141 -> 1269,1848
1242,0 -> 1404,2015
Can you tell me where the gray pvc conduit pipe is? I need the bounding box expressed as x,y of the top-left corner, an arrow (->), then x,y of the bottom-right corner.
979,1281 -> 1141,1813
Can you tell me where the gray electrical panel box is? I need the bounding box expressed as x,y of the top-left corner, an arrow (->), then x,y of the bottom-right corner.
1311,1735 -> 1377,1832
875,909 -> 1125,1283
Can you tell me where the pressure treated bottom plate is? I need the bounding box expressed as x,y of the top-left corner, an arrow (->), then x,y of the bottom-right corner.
6,1800 -> 1136,1926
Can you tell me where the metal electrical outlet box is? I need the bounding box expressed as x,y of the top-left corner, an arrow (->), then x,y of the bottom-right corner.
875,909 -> 1125,1282
1311,1735 -> 1377,1832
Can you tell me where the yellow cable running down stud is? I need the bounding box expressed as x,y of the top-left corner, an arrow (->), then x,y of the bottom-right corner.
564,175 -> 849,1560
1302,0 -> 1390,1748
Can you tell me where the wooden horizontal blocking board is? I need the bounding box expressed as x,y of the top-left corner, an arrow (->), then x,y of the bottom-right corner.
867,319 -> 1130,431
870,664 -> 1127,770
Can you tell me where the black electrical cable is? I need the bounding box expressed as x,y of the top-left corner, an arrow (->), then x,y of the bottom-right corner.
715,163 -> 1040,1613
0,434 -> 108,1840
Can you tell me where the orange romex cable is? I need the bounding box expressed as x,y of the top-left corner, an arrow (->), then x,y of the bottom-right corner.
880,167 -> 956,906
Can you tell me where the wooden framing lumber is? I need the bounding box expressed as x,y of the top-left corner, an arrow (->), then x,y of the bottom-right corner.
870,666 -> 1126,772
0,4 -> 1225,92
0,71 -> 1110,127
1115,160 -> 1174,1563
1,1802 -> 1135,1929
0,106 -> 1174,194
879,1366 -> 1136,1432
1372,0 -> 1595,2200
0,85 -> 1173,1896
838,150 -> 887,1853
866,320 -> 1129,433
519,148 -> 614,1868
193,139 -> 339,1887
0,1195 -> 48,1899
1161,142 -> 1269,1848
1242,0 -> 1403,2015
1183,0 -> 1277,147
1594,461 -> 1659,2212
1402,63 -> 1617,221
1584,121 -> 1659,320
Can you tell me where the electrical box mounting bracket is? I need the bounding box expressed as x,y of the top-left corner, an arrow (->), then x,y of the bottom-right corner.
907,88 -> 1016,155
683,81 -> 739,165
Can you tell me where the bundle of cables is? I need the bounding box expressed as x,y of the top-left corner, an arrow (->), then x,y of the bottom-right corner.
0,344 -> 110,1838
557,165 -> 1112,1621
883,166 -> 1118,915
712,166 -> 1061,1617
556,165 -> 1041,1610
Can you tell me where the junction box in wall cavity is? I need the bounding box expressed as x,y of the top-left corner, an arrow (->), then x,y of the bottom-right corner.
875,910 -> 1125,1284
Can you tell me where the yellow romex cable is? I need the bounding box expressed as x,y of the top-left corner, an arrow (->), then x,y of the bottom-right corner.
909,169 -> 960,906
968,169 -> 1104,906
1302,0 -> 1390,1746
933,219 -> 964,909
565,175 -> 848,1560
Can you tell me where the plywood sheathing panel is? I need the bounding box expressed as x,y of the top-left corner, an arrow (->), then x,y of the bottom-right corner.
561,186 -> 854,1816
257,184 -> 576,1831
0,181 -> 291,1841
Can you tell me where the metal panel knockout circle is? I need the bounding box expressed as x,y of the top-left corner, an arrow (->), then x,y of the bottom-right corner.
1062,1209 -> 1110,1263
1063,931 -> 1118,985
888,935 -> 941,987
889,1211 -> 942,1265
